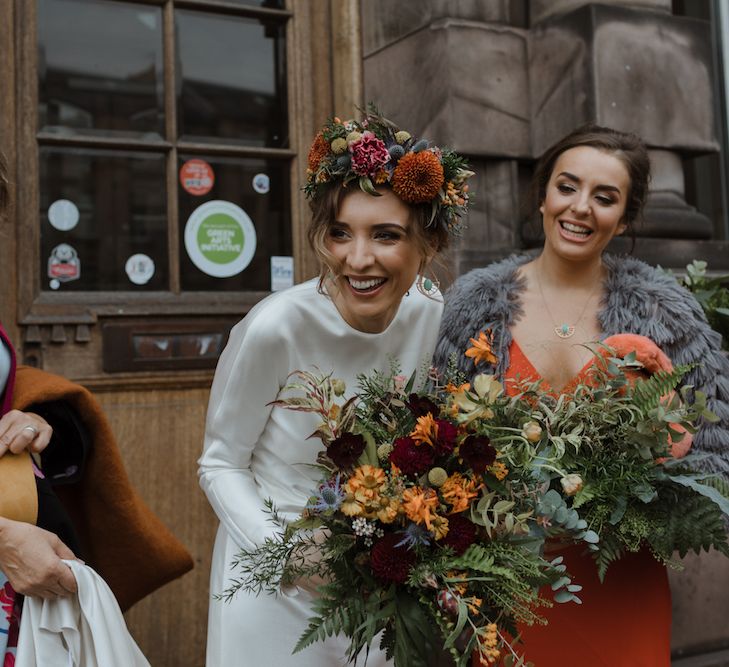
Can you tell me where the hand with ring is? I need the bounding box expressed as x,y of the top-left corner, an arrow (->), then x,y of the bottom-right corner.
0,517 -> 78,598
0,409 -> 52,457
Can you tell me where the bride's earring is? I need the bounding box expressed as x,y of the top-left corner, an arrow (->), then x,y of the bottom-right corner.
416,272 -> 440,298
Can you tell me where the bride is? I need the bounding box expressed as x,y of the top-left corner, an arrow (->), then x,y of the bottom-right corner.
198,108 -> 473,665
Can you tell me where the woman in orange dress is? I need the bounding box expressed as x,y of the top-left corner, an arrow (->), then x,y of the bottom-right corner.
435,125 -> 729,666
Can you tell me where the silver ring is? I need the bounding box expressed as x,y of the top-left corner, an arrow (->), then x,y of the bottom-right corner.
22,425 -> 39,438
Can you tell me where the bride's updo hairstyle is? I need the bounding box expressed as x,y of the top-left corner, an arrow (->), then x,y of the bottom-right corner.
532,124 -> 651,233
304,105 -> 474,282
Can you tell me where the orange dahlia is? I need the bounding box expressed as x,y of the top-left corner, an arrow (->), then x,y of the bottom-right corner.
307,132 -> 330,172
391,151 -> 444,203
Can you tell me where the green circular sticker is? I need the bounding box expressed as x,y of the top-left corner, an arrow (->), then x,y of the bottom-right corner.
184,200 -> 257,277
197,214 -> 244,264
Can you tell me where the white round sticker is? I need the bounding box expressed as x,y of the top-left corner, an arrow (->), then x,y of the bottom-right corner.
184,200 -> 257,278
252,173 -> 270,194
125,253 -> 156,285
48,199 -> 80,231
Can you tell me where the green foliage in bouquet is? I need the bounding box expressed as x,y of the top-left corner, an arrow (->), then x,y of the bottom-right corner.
221,364 -> 584,667
486,346 -> 729,581
668,260 -> 729,349
221,333 -> 729,666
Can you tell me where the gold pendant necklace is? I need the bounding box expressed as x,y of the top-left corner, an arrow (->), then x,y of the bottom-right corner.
554,323 -> 576,339
536,265 -> 601,340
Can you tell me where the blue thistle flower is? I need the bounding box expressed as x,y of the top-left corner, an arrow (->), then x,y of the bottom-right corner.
309,474 -> 345,513
395,523 -> 431,550
388,144 -> 405,160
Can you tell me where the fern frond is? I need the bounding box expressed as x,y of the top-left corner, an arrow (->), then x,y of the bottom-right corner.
649,489 -> 729,559
593,532 -> 624,582
631,365 -> 691,414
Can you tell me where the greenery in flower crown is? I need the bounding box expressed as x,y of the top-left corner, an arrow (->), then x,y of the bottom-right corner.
305,103 -> 474,235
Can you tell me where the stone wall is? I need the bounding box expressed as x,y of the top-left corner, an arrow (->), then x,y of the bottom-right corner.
362,0 -> 728,275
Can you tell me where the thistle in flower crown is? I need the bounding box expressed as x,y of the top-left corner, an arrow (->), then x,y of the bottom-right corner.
305,103 -> 474,235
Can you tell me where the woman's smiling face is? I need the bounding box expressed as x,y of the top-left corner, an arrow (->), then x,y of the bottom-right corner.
540,145 -> 631,263
325,188 -> 426,334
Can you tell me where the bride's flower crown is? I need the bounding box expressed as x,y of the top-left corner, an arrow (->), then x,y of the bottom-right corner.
305,104 -> 474,235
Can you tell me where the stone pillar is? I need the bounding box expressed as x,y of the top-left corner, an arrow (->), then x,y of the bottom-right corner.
361,1 -> 531,278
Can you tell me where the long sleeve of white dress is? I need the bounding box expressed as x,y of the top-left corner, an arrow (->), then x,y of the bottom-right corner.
198,293 -> 290,551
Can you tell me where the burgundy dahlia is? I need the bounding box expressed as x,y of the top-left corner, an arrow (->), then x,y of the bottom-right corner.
370,532 -> 417,584
350,132 -> 390,177
434,419 -> 458,456
439,515 -> 477,555
406,394 -> 439,418
327,432 -> 366,469
460,435 -> 496,474
390,436 -> 435,476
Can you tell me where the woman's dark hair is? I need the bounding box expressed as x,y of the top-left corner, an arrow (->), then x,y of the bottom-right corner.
307,183 -> 449,284
532,124 -> 651,230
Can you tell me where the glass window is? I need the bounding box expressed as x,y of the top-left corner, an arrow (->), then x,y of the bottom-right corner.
37,0 -> 164,138
175,10 -> 288,147
39,147 -> 168,291
33,0 -> 292,305
178,155 -> 291,291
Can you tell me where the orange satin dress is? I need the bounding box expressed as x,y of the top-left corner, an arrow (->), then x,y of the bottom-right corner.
495,339 -> 672,667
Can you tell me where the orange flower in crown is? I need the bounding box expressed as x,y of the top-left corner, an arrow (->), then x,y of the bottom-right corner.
391,150 -> 444,203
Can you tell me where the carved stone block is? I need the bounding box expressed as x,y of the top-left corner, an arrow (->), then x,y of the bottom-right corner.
361,0 -> 526,56
364,20 -> 530,157
530,4 -> 719,156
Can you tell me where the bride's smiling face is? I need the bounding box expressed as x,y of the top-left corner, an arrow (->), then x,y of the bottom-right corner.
540,146 -> 631,263
325,188 -> 425,334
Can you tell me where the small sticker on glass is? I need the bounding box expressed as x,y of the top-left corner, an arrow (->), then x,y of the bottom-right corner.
48,199 -> 79,231
125,253 -> 155,285
47,243 -> 81,283
180,159 -> 215,196
271,255 -> 294,292
252,173 -> 270,194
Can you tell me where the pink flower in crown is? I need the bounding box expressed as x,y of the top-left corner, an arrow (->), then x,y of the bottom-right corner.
350,131 -> 390,177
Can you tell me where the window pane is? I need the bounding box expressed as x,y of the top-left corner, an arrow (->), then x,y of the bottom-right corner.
38,0 -> 164,138
176,10 -> 287,147
40,147 -> 168,291
178,155 -> 291,291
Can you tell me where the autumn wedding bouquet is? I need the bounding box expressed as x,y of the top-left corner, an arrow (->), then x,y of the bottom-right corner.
223,333 -> 729,667
222,364 -> 585,667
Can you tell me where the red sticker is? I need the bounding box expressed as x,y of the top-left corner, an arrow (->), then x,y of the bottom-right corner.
179,159 -> 215,196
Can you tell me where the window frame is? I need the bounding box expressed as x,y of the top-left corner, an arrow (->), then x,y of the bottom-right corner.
14,0 -> 319,328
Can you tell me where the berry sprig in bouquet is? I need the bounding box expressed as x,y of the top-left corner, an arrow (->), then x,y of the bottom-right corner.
221,365 -> 583,667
